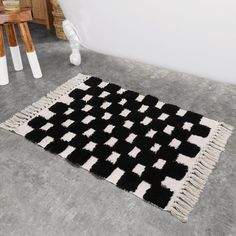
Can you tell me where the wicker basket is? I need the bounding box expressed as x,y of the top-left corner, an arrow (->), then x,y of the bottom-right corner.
50,0 -> 67,40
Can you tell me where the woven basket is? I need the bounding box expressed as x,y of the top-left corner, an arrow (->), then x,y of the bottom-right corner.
50,0 -> 67,40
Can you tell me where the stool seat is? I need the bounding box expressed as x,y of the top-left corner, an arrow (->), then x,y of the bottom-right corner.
0,8 -> 32,24
0,7 -> 42,85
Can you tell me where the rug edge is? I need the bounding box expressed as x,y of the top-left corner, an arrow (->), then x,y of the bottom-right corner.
168,122 -> 234,222
0,73 -> 91,132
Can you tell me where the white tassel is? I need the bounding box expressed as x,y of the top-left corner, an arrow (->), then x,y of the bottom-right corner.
169,122 -> 233,222
0,73 -> 90,131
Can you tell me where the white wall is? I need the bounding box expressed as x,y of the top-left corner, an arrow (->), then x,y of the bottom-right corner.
61,0 -> 236,84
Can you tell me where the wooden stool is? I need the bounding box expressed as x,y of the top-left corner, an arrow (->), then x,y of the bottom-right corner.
0,7 -> 42,85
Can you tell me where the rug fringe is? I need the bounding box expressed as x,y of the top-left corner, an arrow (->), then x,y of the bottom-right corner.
169,122 -> 233,222
0,73 -> 90,132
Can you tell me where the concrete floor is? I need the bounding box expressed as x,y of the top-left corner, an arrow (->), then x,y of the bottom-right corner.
0,24 -> 235,236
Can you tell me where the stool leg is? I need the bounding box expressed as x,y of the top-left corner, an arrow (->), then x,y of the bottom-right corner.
0,25 -> 9,86
18,22 -> 42,79
5,24 -> 23,71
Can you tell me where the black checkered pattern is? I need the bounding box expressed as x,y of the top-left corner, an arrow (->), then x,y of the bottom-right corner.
23,77 -> 211,209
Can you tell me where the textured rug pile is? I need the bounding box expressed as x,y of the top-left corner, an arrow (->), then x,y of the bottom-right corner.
0,73 -> 233,222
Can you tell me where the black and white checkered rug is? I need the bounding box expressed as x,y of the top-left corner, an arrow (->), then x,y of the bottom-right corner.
1,74 -> 233,222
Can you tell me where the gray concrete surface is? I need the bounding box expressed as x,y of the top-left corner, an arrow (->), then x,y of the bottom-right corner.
0,24 -> 235,236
